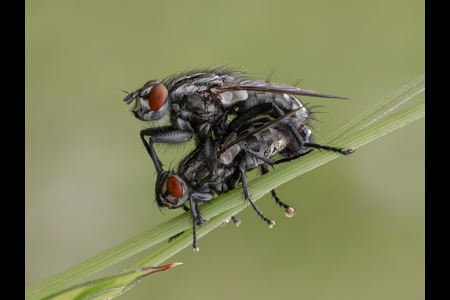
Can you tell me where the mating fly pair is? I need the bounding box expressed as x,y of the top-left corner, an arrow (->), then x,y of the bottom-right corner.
123,67 -> 355,250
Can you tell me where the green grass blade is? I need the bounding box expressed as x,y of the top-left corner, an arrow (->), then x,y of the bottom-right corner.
40,263 -> 181,300
25,74 -> 425,300
133,89 -> 425,268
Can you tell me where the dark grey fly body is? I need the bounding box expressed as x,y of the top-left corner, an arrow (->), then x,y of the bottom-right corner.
123,67 -> 349,175
155,108 -> 355,251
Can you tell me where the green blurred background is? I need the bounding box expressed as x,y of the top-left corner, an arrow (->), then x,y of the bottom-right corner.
25,0 -> 424,299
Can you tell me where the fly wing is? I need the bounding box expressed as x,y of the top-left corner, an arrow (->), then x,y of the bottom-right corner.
217,73 -> 348,100
217,108 -> 302,157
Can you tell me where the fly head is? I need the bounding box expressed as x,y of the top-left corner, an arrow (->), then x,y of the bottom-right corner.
156,172 -> 190,209
124,80 -> 170,121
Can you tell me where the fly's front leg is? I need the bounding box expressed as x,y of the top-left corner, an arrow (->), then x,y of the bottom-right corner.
188,191 -> 214,251
140,127 -> 193,173
261,163 -> 295,218
238,156 -> 275,228
189,196 -> 200,251
168,205 -> 190,243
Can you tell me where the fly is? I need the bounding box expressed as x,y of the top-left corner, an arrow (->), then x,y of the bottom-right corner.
155,108 -> 355,251
123,67 -> 349,176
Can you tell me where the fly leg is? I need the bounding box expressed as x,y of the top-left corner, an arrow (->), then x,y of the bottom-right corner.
238,155 -> 275,228
239,147 -> 314,218
303,143 -> 355,156
188,191 -> 214,251
270,105 -> 355,156
205,137 -> 217,173
168,205 -> 190,243
220,215 -> 242,227
231,216 -> 241,226
242,148 -> 315,218
188,195 -> 201,251
261,163 -> 295,218
228,103 -> 275,132
140,127 -> 193,173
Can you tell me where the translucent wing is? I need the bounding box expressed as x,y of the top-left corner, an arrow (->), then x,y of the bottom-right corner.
217,72 -> 348,100
218,107 -> 302,157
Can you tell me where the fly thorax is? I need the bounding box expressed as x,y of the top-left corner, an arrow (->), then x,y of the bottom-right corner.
196,168 -> 211,186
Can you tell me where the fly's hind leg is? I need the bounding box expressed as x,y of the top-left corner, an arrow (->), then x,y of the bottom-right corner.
241,148 -> 316,218
303,143 -> 355,156
261,163 -> 295,218
238,155 -> 275,228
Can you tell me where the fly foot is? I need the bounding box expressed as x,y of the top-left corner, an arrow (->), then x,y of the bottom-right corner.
231,216 -> 241,227
285,207 -> 295,218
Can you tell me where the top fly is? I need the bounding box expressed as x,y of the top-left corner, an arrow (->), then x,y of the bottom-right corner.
123,67 -> 349,175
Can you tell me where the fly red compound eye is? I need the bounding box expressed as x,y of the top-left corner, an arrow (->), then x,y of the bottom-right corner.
148,84 -> 168,111
144,79 -> 159,86
167,176 -> 183,198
